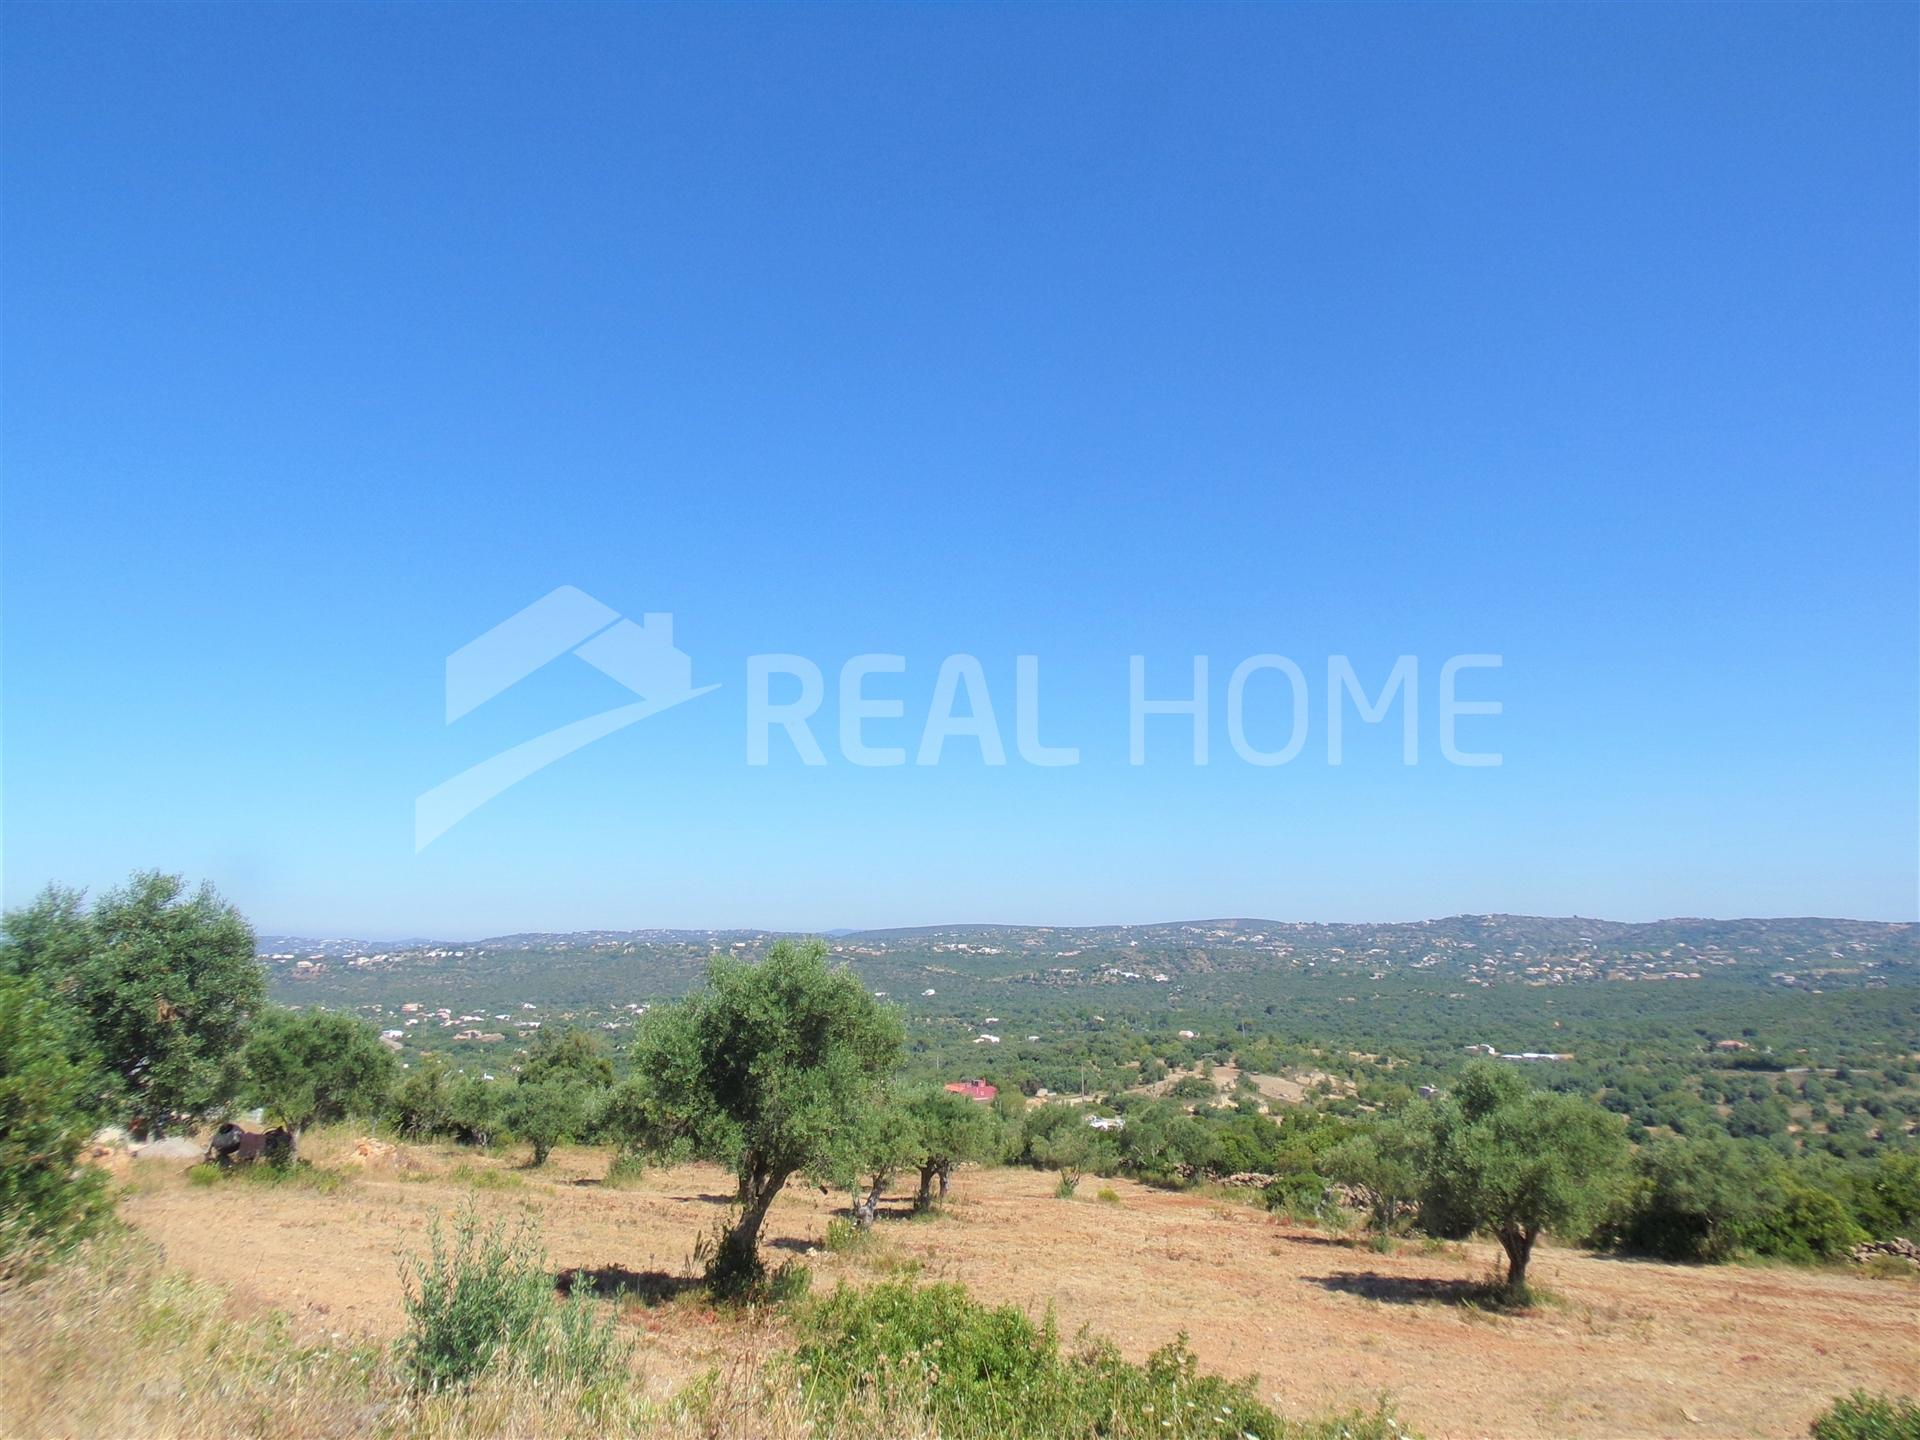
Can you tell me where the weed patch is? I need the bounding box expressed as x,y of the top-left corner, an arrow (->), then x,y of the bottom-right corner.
788,1279 -> 1416,1440
398,1205 -> 629,1395
185,1161 -> 350,1195
1809,1390 -> 1920,1440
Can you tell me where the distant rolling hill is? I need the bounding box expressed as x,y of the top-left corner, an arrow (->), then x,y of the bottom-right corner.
261,913 -> 1916,1014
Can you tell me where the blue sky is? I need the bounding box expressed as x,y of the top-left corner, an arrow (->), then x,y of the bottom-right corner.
3,3 -> 1915,936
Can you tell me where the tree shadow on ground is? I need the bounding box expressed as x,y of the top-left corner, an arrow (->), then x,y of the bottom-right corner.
1274,1231 -> 1381,1249
554,1265 -> 704,1307
1306,1271 -> 1520,1308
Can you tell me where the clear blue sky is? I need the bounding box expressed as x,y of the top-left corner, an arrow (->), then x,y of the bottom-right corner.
3,3 -> 1915,937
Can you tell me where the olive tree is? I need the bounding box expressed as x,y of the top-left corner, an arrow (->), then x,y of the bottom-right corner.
619,939 -> 902,1290
506,1079 -> 583,1167
841,1091 -> 922,1228
1420,1062 -> 1630,1291
0,976 -> 111,1256
906,1086 -> 1001,1210
519,1025 -> 615,1088
1,874 -> 264,1132
1322,1115 -> 1425,1237
241,1007 -> 396,1154
1034,1121 -> 1118,1196
390,1055 -> 455,1139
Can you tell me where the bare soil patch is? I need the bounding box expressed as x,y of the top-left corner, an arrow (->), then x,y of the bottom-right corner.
117,1136 -> 1918,1438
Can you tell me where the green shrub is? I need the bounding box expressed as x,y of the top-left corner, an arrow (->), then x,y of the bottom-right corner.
765,1260 -> 812,1304
1610,1137 -> 1878,1265
1054,1171 -> 1080,1199
505,1078 -> 584,1167
447,1161 -> 521,1191
1097,1187 -> 1120,1204
603,1152 -> 647,1189
1857,1154 -> 1920,1238
1263,1169 -> 1322,1209
185,1160 -> 348,1194
823,1217 -> 868,1253
390,1056 -> 454,1139
789,1279 -> 1415,1439
1608,1135 -> 1765,1262
1809,1390 -> 1920,1440
1743,1182 -> 1866,1263
0,976 -> 111,1263
241,1007 -> 395,1137
397,1206 -> 628,1394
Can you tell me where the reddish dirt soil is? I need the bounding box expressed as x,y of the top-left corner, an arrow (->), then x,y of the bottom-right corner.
117,1138 -> 1919,1439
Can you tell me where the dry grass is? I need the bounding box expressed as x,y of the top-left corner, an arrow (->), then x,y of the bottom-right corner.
0,1233 -> 389,1439
36,1130 -> 1920,1439
0,1231 -> 932,1440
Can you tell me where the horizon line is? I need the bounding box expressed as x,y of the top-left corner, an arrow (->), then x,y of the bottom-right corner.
251,909 -> 1919,948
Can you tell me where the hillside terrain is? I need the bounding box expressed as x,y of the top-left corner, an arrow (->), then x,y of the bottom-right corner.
108,1132 -> 1919,1440
262,914 -> 1919,1004
257,917 -> 1920,1162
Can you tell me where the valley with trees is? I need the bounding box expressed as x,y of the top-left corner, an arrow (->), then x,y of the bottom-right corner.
9,0 -> 1915,1434
0,873 -> 1915,1438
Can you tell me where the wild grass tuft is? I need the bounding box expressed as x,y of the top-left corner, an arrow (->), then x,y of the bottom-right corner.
398,1205 -> 628,1396
1809,1389 -> 1920,1440
185,1160 -> 351,1195
787,1279 -> 1418,1440
445,1161 -> 522,1191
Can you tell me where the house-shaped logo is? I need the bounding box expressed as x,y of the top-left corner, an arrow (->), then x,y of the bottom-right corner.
416,587 -> 716,850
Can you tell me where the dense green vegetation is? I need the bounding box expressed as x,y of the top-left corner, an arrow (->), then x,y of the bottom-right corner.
241,1007 -> 398,1151
4,874 -> 263,1131
790,1279 -> 1407,1440
0,871 -> 1914,1440
1809,1390 -> 1920,1440
0,976 -> 111,1259
4,873 -> 1916,1283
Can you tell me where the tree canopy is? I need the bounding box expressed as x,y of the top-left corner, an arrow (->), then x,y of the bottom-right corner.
0,874 -> 264,1131
618,938 -> 902,1288
1419,1062 -> 1631,1290
904,1086 -> 1002,1209
518,1025 -> 615,1089
1322,1115 -> 1424,1237
242,1007 -> 396,1141
0,976 -> 111,1255
506,1079 -> 584,1167
840,1087 -> 924,1225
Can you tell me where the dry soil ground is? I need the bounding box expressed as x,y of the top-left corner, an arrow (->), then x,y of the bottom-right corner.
115,1136 -> 1918,1440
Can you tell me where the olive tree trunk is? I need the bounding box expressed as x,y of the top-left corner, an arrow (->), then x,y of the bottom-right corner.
714,1162 -> 792,1289
1498,1223 -> 1538,1291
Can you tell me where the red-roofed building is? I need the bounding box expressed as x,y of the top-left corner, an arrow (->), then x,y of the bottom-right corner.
944,1079 -> 997,1103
